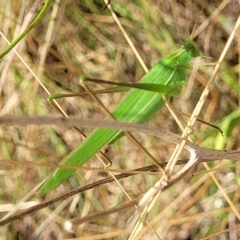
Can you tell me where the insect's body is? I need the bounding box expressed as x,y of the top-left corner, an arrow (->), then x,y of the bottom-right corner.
39,41 -> 199,194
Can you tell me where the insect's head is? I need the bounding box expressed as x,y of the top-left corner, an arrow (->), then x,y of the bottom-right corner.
183,41 -> 200,57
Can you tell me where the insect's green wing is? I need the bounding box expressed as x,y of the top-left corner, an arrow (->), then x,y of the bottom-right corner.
38,41 -> 199,195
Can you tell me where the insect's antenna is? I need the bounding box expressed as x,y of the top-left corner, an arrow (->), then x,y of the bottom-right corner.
192,1 -> 230,40
185,7 -> 192,40
190,7 -> 204,40
190,20 -> 198,40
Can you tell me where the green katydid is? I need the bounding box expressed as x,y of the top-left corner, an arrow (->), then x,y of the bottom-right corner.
38,41 -> 200,195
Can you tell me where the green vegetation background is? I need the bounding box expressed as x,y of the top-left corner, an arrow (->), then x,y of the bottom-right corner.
0,0 -> 240,239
